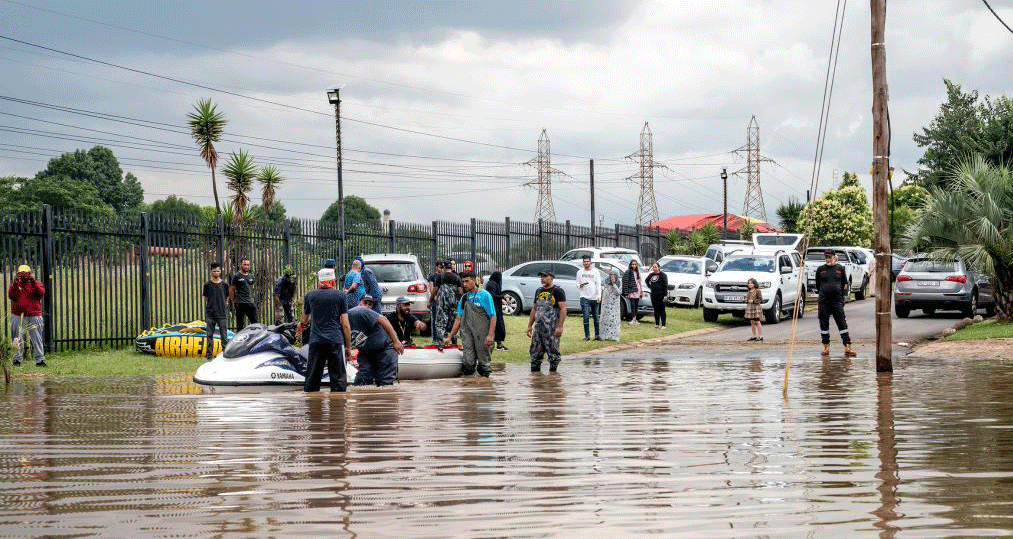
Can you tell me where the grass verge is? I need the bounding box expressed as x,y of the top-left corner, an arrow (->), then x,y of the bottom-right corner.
944,320 -> 1013,341
8,306 -> 723,377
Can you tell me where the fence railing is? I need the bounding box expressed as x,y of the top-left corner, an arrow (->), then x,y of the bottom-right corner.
1,205 -> 668,351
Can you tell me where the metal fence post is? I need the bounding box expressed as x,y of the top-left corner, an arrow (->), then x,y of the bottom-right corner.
215,213 -> 225,266
614,224 -> 621,246
538,219 -> 545,259
470,218 -> 477,264
504,217 -> 511,268
565,220 -> 572,250
40,204 -> 54,352
389,219 -> 397,253
636,224 -> 642,259
282,218 -> 292,266
431,221 -> 438,267
139,212 -> 152,331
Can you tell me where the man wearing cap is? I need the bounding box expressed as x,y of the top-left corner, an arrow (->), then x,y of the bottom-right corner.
355,257 -> 384,314
296,268 -> 352,392
273,265 -> 298,324
349,295 -> 404,386
8,264 -> 46,367
387,296 -> 426,346
527,268 -> 566,373
815,249 -> 856,357
444,271 -> 497,377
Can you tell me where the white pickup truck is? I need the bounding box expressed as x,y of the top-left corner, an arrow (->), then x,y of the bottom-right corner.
803,247 -> 867,300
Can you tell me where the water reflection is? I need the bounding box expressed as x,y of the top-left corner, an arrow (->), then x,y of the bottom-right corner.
1,351 -> 1012,538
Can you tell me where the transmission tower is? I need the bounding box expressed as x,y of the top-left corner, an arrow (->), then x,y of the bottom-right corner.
626,122 -> 664,226
734,116 -> 772,223
526,129 -> 564,222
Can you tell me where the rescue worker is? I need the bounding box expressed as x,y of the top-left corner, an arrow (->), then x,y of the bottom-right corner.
295,268 -> 353,393
349,295 -> 405,386
444,270 -> 497,377
815,249 -> 856,357
356,257 -> 384,314
527,269 -> 566,373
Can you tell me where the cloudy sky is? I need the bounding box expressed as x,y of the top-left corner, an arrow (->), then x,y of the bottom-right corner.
1,0 -> 1011,227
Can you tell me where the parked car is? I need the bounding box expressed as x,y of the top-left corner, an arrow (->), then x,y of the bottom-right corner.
448,252 -> 500,274
656,255 -> 718,307
360,253 -> 430,322
894,256 -> 995,318
561,247 -> 643,269
803,247 -> 867,300
702,233 -> 807,324
588,258 -> 653,320
703,241 -> 752,265
498,260 -> 594,316
891,254 -> 908,281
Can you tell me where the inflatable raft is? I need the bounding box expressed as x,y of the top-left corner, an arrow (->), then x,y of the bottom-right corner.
395,344 -> 464,380
136,321 -> 234,357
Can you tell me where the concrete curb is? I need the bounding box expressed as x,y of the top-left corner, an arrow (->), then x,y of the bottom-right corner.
565,326 -> 723,359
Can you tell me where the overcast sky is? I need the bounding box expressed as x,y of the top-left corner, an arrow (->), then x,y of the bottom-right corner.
1,0 -> 1011,226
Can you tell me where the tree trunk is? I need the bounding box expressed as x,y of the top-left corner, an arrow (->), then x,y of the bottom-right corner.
211,166 -> 221,215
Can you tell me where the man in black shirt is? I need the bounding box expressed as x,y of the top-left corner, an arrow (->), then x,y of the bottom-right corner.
230,257 -> 258,331
387,296 -> 426,345
815,249 -> 856,357
527,269 -> 567,373
296,268 -> 352,392
201,262 -> 230,361
273,265 -> 297,323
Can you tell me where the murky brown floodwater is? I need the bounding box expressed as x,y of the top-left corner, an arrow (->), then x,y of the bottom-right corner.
2,349 -> 1012,538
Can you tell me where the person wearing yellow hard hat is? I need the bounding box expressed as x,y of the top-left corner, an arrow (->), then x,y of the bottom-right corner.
8,264 -> 46,367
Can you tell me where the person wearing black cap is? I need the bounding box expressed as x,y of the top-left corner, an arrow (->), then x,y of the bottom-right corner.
527,269 -> 566,372
349,294 -> 404,386
387,296 -> 426,345
815,249 -> 856,357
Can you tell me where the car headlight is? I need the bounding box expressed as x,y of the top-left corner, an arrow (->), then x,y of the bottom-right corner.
678,283 -> 695,289
705,281 -> 715,289
759,282 -> 772,289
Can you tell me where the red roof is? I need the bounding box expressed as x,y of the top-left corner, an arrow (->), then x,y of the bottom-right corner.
651,213 -> 779,234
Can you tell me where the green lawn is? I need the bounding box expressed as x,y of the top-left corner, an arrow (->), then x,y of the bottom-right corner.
945,320 -> 1013,341
5,306 -> 724,378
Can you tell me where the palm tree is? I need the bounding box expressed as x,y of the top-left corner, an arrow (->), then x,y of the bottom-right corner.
222,149 -> 258,226
904,156 -> 1013,319
776,200 -> 805,233
187,99 -> 227,214
257,164 -> 284,214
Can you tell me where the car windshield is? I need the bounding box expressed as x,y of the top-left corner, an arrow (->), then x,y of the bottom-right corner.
722,256 -> 776,273
662,259 -> 701,274
755,235 -> 800,246
905,259 -> 957,273
601,252 -> 637,265
805,250 -> 826,261
367,262 -> 419,282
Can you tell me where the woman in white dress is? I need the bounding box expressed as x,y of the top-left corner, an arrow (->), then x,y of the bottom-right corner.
600,270 -> 622,341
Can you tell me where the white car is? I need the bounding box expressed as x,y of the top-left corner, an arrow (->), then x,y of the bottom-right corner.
702,234 -> 807,324
561,246 -> 643,269
802,247 -> 868,300
360,253 -> 430,322
656,255 -> 719,307
704,241 -> 752,265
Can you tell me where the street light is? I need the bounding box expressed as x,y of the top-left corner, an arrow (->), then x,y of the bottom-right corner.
720,168 -> 729,238
326,88 -> 345,266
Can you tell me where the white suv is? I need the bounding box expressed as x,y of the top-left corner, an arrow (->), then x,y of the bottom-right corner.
360,253 -> 430,322
701,233 -> 807,324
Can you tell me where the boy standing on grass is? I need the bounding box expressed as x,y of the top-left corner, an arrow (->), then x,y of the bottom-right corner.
527,269 -> 566,373
202,262 -> 230,361
8,264 -> 46,367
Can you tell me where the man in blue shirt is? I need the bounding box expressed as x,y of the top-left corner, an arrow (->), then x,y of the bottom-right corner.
296,268 -> 352,393
356,257 -> 384,314
349,295 -> 404,386
444,270 -> 497,377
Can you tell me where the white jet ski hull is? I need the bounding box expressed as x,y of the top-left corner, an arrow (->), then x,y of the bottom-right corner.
194,351 -> 357,387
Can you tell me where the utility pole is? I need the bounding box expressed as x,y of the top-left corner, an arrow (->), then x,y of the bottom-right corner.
721,168 -> 729,239
589,159 -> 595,239
326,88 -> 346,266
527,129 -> 563,223
871,0 -> 892,372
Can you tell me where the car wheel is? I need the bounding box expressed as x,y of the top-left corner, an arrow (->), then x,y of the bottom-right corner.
502,292 -> 521,316
794,292 -> 806,319
765,294 -> 782,324
962,292 -> 978,318
693,288 -> 702,308
855,278 -> 867,301
896,305 -> 910,318
702,307 -> 719,323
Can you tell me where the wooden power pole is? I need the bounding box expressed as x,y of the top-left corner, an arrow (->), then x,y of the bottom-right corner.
871,0 -> 892,372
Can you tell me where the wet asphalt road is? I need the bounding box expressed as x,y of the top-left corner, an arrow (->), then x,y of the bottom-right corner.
683,296 -> 965,345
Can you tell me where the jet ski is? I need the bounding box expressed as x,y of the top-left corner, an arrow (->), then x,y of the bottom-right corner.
193,323 -> 356,388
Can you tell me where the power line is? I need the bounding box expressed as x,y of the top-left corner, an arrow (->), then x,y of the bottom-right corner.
982,0 -> 1013,34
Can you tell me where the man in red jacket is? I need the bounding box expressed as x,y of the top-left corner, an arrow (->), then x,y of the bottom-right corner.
8,264 -> 46,367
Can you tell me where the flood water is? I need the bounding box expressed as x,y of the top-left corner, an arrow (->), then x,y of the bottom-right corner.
2,348 -> 1012,538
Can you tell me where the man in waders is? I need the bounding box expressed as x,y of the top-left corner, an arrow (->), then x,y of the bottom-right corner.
444,270 -> 497,377
349,295 -> 404,386
527,269 -> 566,373
815,249 -> 857,357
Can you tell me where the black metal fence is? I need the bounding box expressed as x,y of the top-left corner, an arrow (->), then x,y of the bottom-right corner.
1,204 -> 667,352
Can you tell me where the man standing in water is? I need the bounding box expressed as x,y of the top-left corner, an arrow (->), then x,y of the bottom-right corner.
816,249 -> 856,357
444,271 -> 497,377
296,268 -> 353,393
230,258 -> 258,332
349,295 -> 404,386
527,269 -> 566,373
201,262 -> 230,361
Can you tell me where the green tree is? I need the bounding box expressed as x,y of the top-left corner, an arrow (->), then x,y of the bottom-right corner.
321,195 -> 381,225
904,157 -> 1013,319
222,149 -> 257,225
35,146 -> 143,213
776,199 -> 804,233
738,220 -> 756,241
257,164 -> 283,213
889,184 -> 929,248
797,185 -> 874,247
187,98 -> 227,214
250,201 -> 286,223
667,221 -> 721,256
0,175 -> 113,218
145,195 -> 206,224
839,171 -> 861,189
911,80 -> 1013,188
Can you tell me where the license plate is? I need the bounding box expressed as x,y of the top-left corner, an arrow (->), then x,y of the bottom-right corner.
381,303 -> 395,313
922,281 -> 940,287
722,295 -> 746,303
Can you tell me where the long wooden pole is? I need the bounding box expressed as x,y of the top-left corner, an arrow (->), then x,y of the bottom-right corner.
871,0 -> 893,372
